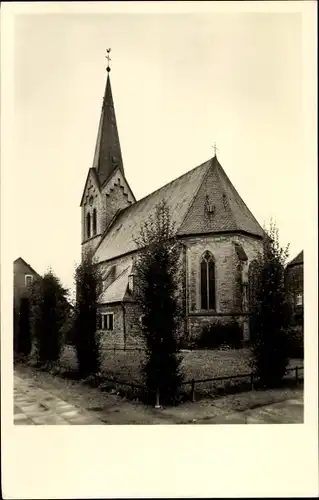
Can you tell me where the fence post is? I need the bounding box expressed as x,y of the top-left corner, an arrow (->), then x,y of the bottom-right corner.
154,387 -> 161,409
250,373 -> 254,391
296,367 -> 299,384
191,379 -> 196,402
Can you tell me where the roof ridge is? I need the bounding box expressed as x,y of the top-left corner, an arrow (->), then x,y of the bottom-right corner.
287,250 -> 303,267
214,160 -> 238,229
216,160 -> 264,234
111,159 -> 211,219
13,257 -> 40,277
94,159 -> 211,258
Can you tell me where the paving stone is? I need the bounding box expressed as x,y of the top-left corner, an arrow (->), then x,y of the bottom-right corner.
54,405 -> 79,415
60,409 -> 82,419
32,414 -> 69,425
15,419 -> 32,425
66,415 -> 100,425
14,413 -> 29,421
18,403 -> 42,412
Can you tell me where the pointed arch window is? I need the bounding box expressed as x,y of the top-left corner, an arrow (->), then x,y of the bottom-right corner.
86,212 -> 91,239
92,208 -> 97,236
200,251 -> 216,310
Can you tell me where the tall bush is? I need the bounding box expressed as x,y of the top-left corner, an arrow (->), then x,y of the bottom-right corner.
73,254 -> 102,379
30,270 -> 69,366
249,222 -> 292,387
134,200 -> 183,405
14,297 -> 32,358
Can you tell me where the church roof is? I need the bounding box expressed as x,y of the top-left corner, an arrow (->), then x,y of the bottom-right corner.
99,264 -> 132,304
92,73 -> 124,186
287,250 -> 303,267
94,156 -> 264,262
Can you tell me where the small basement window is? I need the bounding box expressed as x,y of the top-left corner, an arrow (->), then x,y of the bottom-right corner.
25,275 -> 33,287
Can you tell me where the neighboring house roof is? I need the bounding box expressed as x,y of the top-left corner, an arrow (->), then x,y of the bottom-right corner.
13,257 -> 40,277
99,264 -> 132,304
94,155 -> 264,263
287,250 -> 303,267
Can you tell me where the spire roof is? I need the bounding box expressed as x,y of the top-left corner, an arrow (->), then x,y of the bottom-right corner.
92,71 -> 124,185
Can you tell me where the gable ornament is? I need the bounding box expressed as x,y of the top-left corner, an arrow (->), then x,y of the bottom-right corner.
205,194 -> 215,216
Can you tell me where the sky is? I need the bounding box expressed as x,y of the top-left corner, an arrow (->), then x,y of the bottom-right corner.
12,9 -> 305,292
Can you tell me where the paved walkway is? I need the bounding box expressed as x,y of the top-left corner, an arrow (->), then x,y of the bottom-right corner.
210,397 -> 303,424
14,370 -> 304,425
14,374 -> 104,425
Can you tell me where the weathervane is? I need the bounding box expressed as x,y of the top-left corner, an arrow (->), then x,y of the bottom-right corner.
105,48 -> 111,72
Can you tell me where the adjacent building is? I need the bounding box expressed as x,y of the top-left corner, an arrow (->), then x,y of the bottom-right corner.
13,257 -> 40,350
285,250 -> 304,320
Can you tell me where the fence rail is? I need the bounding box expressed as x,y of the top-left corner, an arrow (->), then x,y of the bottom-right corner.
95,365 -> 304,403
182,366 -> 304,402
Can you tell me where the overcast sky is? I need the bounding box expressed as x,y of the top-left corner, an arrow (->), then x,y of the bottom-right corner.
12,9 -> 305,292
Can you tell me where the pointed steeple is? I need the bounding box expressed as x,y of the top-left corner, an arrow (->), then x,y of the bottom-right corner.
92,54 -> 124,185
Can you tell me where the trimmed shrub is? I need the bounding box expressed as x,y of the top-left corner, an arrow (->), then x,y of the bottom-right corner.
15,297 -> 32,358
196,322 -> 243,350
287,326 -> 304,359
249,222 -> 291,387
73,254 -> 102,379
30,271 -> 69,366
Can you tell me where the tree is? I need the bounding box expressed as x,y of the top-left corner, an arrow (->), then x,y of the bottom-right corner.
30,270 -> 69,367
73,253 -> 102,379
134,200 -> 183,405
14,297 -> 32,358
249,221 -> 292,387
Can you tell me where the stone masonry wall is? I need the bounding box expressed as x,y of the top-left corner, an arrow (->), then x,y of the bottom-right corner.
124,302 -> 144,347
183,233 -> 262,342
98,304 -> 124,349
81,169 -> 134,258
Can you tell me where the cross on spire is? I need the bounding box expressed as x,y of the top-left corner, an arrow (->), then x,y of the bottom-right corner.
213,142 -> 219,157
105,48 -> 111,72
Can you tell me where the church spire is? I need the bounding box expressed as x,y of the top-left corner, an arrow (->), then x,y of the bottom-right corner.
92,49 -> 124,185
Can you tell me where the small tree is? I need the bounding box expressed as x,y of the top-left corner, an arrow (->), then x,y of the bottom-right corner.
73,253 -> 101,379
14,297 -> 32,358
30,270 -> 69,367
134,200 -> 183,405
250,221 -> 292,387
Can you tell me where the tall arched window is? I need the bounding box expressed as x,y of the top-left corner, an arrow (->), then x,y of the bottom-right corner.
92,208 -> 97,236
86,212 -> 91,239
200,251 -> 216,310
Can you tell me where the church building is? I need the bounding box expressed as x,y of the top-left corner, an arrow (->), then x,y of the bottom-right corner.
80,61 -> 264,348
